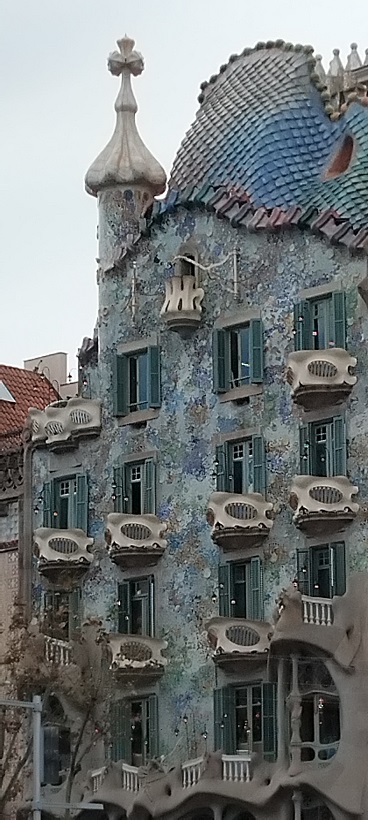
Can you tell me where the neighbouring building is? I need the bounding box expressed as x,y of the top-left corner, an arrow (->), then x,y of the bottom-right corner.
21,36 -> 368,820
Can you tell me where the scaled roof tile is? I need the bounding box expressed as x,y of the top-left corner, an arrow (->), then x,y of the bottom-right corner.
0,366 -> 59,452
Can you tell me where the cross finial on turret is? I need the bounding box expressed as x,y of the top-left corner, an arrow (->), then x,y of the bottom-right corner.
108,36 -> 144,78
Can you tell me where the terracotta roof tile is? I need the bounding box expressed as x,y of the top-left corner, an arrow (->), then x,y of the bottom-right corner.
0,366 -> 59,452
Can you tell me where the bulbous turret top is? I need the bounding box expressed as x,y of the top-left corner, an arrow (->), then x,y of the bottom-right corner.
85,36 -> 166,200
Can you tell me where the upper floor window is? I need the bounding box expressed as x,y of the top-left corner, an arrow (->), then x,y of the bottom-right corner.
294,292 -> 346,351
113,457 -> 156,515
112,346 -> 161,417
42,475 -> 88,532
300,692 -> 340,762
215,435 -> 266,495
110,694 -> 158,765
214,682 -> 276,760
219,558 -> 263,621
42,697 -> 71,786
299,416 -> 346,476
43,588 -> 82,641
297,542 -> 346,599
117,576 -> 154,636
213,319 -> 263,394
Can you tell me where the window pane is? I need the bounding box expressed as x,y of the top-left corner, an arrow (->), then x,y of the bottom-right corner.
131,701 -> 143,765
232,564 -> 247,618
300,699 -> 314,742
239,326 -> 250,384
319,699 -> 340,745
313,548 -> 331,599
138,352 -> 148,409
235,688 -> 248,749
313,424 -> 328,477
129,357 -> 138,411
230,330 -> 240,386
129,463 -> 142,514
252,686 -> 262,743
312,298 -> 331,350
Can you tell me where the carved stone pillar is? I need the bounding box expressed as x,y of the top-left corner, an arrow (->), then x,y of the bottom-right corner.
288,654 -> 302,775
277,657 -> 287,767
292,789 -> 302,820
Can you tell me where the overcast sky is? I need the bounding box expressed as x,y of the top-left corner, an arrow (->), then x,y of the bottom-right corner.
1,0 -> 366,371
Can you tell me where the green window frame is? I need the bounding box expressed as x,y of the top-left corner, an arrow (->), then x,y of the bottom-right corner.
110,694 -> 158,764
43,588 -> 82,641
214,682 -> 276,760
299,416 -> 346,477
294,291 -> 346,351
113,458 -> 156,514
213,319 -> 264,393
42,475 -> 88,532
215,435 -> 266,495
218,557 -> 264,621
112,346 -> 161,416
297,542 -> 346,598
42,725 -> 71,786
117,576 -> 155,636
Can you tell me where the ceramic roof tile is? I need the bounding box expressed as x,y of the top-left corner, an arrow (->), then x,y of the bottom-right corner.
0,366 -> 59,452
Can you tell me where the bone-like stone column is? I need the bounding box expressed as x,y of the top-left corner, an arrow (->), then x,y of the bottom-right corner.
288,655 -> 302,775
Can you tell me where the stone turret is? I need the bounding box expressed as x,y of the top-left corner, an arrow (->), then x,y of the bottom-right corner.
85,36 -> 167,271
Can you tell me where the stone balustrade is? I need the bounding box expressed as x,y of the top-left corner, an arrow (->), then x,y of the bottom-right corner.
302,595 -> 333,626
109,633 -> 168,678
290,475 -> 359,533
182,756 -> 204,787
90,766 -> 107,794
206,617 -> 271,668
286,348 -> 357,410
34,527 -> 93,581
207,492 -> 273,550
222,753 -> 252,783
29,398 -> 101,446
122,762 -> 141,792
45,635 -> 72,665
106,513 -> 167,568
160,274 -> 204,330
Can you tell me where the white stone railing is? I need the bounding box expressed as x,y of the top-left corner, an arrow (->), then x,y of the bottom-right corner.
182,756 -> 204,788
34,527 -> 93,567
106,513 -> 167,567
160,274 -> 204,329
109,633 -> 168,673
29,398 -> 101,445
122,762 -> 140,792
207,492 -> 273,548
90,766 -> 107,793
287,348 -> 356,409
290,476 -> 359,526
206,617 -> 271,658
302,595 -> 333,626
45,636 -> 72,665
222,754 -> 252,783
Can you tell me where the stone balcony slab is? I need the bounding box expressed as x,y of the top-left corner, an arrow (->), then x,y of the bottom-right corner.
109,633 -> 168,680
29,398 -> 102,447
286,348 -> 357,410
105,513 -> 167,568
207,491 -> 273,550
290,475 -> 359,535
34,526 -> 93,584
206,616 -> 271,671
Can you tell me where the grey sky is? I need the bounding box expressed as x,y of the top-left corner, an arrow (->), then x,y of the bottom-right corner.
1,0 -> 365,370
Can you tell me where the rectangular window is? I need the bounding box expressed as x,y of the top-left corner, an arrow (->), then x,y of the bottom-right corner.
110,694 -> 158,765
215,435 -> 266,495
117,576 -> 155,636
113,346 -> 161,416
113,458 -> 156,514
219,558 -> 264,621
43,588 -> 82,640
297,543 -> 346,598
294,292 -> 346,351
299,416 -> 346,476
214,682 -> 276,759
213,319 -> 264,393
42,726 -> 71,786
42,475 -> 88,531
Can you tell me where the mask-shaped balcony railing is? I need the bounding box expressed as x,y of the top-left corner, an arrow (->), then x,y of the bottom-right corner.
105,513 -> 167,568
108,633 -> 168,679
34,527 -> 93,583
286,349 -> 357,410
206,617 -> 271,670
207,492 -> 273,550
290,476 -> 359,534
29,398 -> 102,447
160,274 -> 204,331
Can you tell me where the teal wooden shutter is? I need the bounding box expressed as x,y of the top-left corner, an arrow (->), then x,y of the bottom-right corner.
332,291 -> 346,349
300,423 -> 311,474
332,542 -> 346,596
148,694 -> 159,758
249,557 -> 263,620
214,687 -> 235,753
143,459 -> 156,514
250,319 -> 264,383
42,726 -> 60,785
262,682 -> 277,761
43,480 -> 52,527
110,700 -> 131,762
69,587 -> 82,638
76,474 -> 88,532
215,443 -> 229,492
112,353 -> 128,416
118,581 -> 131,634
218,564 -> 230,616
213,329 -> 229,393
332,416 -> 346,475
148,346 -> 161,408
113,465 -> 125,513
148,575 -> 155,636
297,549 -> 310,595
294,301 -> 312,351
252,435 -> 266,495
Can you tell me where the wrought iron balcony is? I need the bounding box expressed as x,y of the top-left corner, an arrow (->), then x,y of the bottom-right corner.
34,527 -> 93,583
29,398 -> 101,447
286,348 -> 357,410
160,274 -> 204,330
108,633 -> 168,680
206,617 -> 271,671
207,492 -> 273,550
105,513 -> 167,568
290,475 -> 359,534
